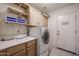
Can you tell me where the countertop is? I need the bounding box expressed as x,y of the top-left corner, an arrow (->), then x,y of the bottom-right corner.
0,36 -> 36,51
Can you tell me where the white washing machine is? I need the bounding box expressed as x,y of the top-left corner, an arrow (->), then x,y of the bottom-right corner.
29,27 -> 50,56
39,27 -> 49,56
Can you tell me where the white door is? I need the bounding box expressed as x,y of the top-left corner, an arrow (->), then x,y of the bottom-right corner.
57,12 -> 76,53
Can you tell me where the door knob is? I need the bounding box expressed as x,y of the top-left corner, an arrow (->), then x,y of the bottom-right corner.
57,32 -> 60,35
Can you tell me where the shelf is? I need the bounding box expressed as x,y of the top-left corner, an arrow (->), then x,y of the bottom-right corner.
13,3 -> 29,10
7,7 -> 29,17
26,24 -> 37,27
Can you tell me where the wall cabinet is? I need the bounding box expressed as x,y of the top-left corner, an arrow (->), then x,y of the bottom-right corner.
0,39 -> 37,56
40,15 -> 48,27
29,6 -> 48,27
43,16 -> 48,27
30,7 -> 40,26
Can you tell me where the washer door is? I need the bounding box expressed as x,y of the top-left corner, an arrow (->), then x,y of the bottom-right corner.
42,29 -> 49,44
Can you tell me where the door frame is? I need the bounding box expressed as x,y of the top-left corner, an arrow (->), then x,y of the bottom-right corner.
56,11 -> 77,54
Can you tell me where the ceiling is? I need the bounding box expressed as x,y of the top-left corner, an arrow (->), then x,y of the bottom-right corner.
29,3 -> 75,13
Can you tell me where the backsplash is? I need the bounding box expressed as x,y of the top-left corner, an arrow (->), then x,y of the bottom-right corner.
0,3 -> 28,41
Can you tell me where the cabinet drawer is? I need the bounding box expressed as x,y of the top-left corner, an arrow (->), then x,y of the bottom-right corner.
27,40 -> 36,47
6,43 -> 26,56
27,46 -> 36,56
14,49 -> 26,56
0,50 -> 5,56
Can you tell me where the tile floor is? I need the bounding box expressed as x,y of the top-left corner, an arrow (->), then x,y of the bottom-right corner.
49,48 -> 77,56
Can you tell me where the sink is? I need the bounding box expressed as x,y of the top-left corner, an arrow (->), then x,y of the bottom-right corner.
14,34 -> 27,39
0,34 -> 27,41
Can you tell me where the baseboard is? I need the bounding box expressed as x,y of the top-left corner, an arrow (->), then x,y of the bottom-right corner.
57,47 -> 77,55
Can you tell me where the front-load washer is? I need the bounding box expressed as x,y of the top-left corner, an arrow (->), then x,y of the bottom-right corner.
29,27 -> 49,56
39,27 -> 49,56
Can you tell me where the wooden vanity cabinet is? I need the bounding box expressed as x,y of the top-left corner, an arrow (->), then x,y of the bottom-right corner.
0,39 -> 37,56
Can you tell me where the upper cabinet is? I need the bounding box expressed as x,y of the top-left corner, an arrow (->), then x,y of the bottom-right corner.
30,7 -> 40,26
42,16 -> 48,27
29,6 -> 48,27
40,15 -> 48,27
10,3 -> 48,27
0,3 -> 48,27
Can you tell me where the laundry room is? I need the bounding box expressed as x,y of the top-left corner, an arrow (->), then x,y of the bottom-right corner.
0,1 -> 79,57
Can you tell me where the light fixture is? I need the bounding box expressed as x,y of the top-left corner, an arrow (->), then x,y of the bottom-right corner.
41,7 -> 49,18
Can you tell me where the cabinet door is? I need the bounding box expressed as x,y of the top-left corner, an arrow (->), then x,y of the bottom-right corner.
27,40 -> 36,47
40,15 -> 48,27
14,49 -> 26,56
30,7 -> 40,26
0,50 -> 5,56
6,43 -> 26,56
43,16 -> 48,27
27,46 -> 36,56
